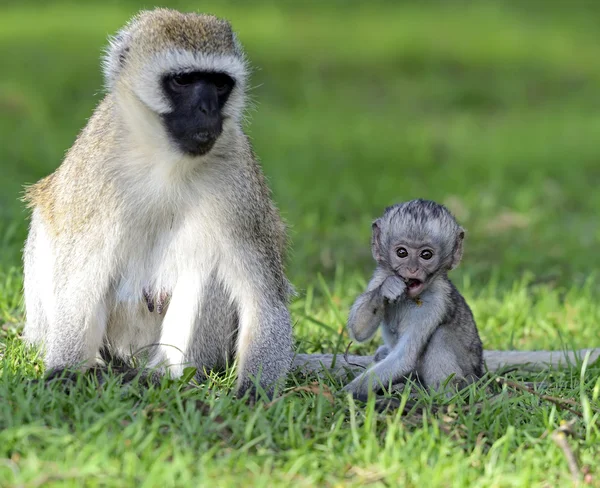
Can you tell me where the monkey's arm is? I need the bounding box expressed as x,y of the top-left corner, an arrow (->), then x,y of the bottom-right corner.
218,235 -> 293,400
292,348 -> 600,377
347,271 -> 406,342
231,270 -> 292,399
31,234 -> 113,373
347,290 -> 384,343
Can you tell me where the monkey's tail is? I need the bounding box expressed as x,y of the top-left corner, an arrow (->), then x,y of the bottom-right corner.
483,348 -> 600,372
292,348 -> 600,378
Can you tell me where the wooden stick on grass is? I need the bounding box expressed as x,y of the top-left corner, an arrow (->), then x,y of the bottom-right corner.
551,420 -> 581,486
495,377 -> 583,418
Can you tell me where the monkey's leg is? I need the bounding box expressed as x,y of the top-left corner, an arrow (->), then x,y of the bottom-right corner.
344,306 -> 439,399
148,272 -> 204,378
187,271 -> 240,379
44,277 -> 110,372
417,330 -> 467,392
343,337 -> 413,399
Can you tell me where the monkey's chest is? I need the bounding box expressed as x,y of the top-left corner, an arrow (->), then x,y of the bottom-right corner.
382,301 -> 421,346
113,216 -> 219,308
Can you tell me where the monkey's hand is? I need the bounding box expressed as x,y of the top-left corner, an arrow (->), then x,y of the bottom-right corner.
343,368 -> 381,401
380,275 -> 407,303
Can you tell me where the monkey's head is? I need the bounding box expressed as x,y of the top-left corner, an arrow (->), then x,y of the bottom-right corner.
372,199 -> 465,298
103,8 -> 248,156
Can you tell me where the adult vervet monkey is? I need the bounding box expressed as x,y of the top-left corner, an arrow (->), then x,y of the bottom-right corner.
23,8 -> 292,398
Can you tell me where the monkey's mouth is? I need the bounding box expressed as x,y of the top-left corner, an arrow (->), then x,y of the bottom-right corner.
405,278 -> 425,298
186,131 -> 218,155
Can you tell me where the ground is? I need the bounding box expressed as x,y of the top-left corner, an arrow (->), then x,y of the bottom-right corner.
1,1 -> 599,486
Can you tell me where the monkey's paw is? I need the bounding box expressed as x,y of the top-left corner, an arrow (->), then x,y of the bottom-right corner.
380,276 -> 407,303
374,345 -> 390,362
343,373 -> 374,401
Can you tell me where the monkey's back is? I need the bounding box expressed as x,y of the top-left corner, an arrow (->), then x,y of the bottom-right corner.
437,280 -> 484,379
23,96 -> 120,239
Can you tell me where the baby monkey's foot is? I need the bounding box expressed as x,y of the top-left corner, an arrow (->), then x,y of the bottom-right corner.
143,289 -> 171,314
374,345 -> 390,362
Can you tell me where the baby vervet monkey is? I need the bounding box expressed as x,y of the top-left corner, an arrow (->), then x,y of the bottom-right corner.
22,9 -> 293,399
344,199 -> 484,398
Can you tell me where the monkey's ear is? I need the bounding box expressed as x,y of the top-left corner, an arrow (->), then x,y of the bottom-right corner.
371,219 -> 383,263
103,29 -> 132,91
449,228 -> 465,270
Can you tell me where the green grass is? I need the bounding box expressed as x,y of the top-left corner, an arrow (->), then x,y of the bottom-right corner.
1,1 -> 600,486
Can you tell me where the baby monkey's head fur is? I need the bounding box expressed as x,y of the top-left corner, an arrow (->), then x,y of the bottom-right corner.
372,199 -> 465,298
103,8 -> 248,156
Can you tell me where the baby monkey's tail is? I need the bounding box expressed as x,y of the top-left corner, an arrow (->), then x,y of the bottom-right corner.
292,348 -> 600,378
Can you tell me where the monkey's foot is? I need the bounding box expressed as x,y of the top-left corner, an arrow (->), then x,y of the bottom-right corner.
44,368 -> 81,384
343,375 -> 372,400
40,366 -> 163,391
374,346 -> 390,362
37,367 -> 108,393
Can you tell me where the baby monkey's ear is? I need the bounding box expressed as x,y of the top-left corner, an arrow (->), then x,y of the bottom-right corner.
371,219 -> 383,263
449,228 -> 465,270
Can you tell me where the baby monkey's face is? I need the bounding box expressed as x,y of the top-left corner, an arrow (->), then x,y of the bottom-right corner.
388,239 -> 444,298
372,200 -> 464,298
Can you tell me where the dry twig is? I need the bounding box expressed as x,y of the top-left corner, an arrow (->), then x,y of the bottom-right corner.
264,383 -> 335,409
496,377 -> 582,418
551,420 -> 581,486
344,341 -> 367,370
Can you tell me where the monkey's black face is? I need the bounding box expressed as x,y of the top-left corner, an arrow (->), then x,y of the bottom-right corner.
161,71 -> 235,156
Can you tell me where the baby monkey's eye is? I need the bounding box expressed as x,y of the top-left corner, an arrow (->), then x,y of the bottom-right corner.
420,250 -> 433,260
396,247 -> 408,258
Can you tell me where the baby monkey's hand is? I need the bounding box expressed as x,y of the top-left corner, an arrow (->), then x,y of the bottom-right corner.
380,275 -> 407,303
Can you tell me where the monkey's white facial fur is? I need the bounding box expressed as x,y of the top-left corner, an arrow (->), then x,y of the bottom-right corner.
373,199 -> 465,298
120,49 -> 247,118
102,9 -> 248,154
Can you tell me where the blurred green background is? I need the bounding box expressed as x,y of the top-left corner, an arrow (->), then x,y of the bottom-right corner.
1,3 -> 600,485
1,0 -> 599,289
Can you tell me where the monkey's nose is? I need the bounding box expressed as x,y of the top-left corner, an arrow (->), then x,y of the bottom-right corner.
199,103 -> 218,116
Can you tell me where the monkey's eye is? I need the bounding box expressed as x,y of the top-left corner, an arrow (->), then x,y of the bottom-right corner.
211,73 -> 234,96
396,247 -> 408,258
170,73 -> 195,88
420,250 -> 433,260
